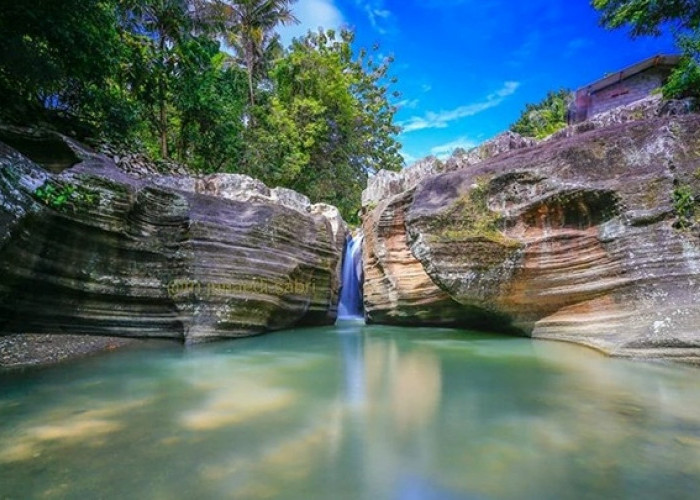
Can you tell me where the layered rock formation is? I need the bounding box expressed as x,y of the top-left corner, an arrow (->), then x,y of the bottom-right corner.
362,133 -> 537,209
0,134 -> 346,343
362,189 -> 513,329
547,94 -> 697,143
363,97 -> 696,212
363,115 -> 700,361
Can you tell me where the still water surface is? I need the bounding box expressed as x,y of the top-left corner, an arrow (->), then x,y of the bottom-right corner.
1,322 -> 700,499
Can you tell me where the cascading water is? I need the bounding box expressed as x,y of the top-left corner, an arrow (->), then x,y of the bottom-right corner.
337,233 -> 365,320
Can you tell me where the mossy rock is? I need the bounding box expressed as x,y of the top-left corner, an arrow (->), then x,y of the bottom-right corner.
428,176 -> 521,249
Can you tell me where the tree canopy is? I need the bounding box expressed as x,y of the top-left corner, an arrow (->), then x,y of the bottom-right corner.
219,0 -> 297,107
592,0 -> 700,36
0,1 -> 402,222
0,0 -> 123,124
593,0 -> 700,99
239,29 -> 403,221
509,89 -> 570,139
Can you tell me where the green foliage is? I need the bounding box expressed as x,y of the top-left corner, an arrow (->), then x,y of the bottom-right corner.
0,0 -> 122,129
673,184 -> 698,230
34,182 -> 98,211
593,0 -> 700,100
240,28 -> 403,222
663,34 -> 700,100
592,0 -> 700,37
118,0 -> 218,158
510,89 -> 570,139
218,0 -> 298,107
1,3 -> 403,224
172,43 -> 248,171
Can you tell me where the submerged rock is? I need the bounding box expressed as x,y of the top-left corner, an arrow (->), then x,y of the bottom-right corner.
363,115 -> 700,361
0,135 -> 347,343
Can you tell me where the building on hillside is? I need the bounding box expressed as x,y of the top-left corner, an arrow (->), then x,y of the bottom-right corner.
568,54 -> 681,124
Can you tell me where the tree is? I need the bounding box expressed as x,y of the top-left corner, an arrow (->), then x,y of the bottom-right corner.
593,0 -> 700,99
0,0 -> 122,128
592,0 -> 700,36
119,0 -> 205,158
510,89 -> 570,139
0,1 -> 403,220
220,0 -> 298,107
242,29 -> 403,222
173,43 -> 248,171
663,34 -> 700,99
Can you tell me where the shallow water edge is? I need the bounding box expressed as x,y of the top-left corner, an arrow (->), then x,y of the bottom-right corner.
2,323 -> 700,499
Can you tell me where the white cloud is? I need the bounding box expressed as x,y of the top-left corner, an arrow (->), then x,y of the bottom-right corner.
430,137 -> 478,160
354,0 -> 394,34
278,0 -> 346,46
395,98 -> 419,109
398,81 -> 520,133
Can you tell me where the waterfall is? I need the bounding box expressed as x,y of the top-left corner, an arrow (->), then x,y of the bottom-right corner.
337,234 -> 364,320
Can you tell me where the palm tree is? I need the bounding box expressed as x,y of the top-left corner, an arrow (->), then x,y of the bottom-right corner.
119,0 -> 190,157
220,0 -> 298,107
119,0 -> 225,157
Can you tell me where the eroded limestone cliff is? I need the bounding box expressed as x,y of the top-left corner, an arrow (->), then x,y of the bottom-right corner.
0,133 -> 346,343
363,115 -> 700,362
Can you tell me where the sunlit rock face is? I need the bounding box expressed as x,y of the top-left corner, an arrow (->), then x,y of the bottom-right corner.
362,189 -> 509,328
0,138 -> 346,343
363,115 -> 700,361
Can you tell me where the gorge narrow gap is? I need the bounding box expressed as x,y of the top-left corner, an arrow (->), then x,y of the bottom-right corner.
337,233 -> 365,321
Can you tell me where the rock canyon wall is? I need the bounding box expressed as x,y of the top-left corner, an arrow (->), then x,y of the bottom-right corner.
0,132 -> 346,343
363,115 -> 700,362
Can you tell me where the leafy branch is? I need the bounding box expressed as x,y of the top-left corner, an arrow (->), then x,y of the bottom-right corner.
34,182 -> 98,212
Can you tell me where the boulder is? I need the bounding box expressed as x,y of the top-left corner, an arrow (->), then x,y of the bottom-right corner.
196,173 -> 271,203
362,169 -> 406,209
0,137 -> 345,343
362,132 -> 536,210
310,202 -> 350,320
547,95 -> 697,143
445,131 -> 537,171
364,115 -> 700,361
270,187 -> 311,213
402,156 -> 444,191
363,189 -> 507,327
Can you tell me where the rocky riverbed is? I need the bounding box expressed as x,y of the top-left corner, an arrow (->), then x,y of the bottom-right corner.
0,334 -> 150,369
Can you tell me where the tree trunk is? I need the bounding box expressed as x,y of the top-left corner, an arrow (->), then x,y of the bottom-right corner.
246,56 -> 255,107
159,96 -> 168,159
158,33 -> 169,159
246,52 -> 257,128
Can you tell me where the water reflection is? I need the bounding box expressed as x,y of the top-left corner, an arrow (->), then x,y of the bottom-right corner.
0,325 -> 699,499
339,321 -> 443,433
339,324 -> 366,408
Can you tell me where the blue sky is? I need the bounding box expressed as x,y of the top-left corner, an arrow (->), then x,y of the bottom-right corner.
278,0 -> 678,165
